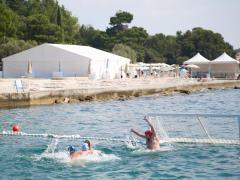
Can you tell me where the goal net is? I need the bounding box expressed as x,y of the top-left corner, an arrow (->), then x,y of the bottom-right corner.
149,113 -> 240,145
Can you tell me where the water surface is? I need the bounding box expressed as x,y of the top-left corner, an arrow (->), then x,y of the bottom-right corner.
0,89 -> 239,179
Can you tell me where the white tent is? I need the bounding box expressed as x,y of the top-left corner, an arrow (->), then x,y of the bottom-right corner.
184,53 -> 210,65
183,53 -> 210,77
2,43 -> 130,79
211,52 -> 239,78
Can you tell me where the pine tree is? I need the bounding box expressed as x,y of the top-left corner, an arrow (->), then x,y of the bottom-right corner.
56,5 -> 62,27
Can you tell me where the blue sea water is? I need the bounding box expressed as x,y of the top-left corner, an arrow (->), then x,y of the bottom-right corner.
0,89 -> 239,179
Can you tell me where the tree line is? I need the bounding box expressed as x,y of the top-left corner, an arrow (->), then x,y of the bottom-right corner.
0,0 -> 236,68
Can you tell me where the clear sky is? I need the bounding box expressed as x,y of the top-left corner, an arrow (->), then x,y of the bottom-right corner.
58,0 -> 240,49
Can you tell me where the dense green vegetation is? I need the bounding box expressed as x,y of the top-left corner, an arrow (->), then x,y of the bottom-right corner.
0,0 -> 79,61
0,0 -> 236,69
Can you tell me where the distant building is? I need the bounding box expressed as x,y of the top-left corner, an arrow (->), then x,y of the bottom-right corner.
211,52 -> 240,78
184,52 -> 240,79
2,43 -> 130,79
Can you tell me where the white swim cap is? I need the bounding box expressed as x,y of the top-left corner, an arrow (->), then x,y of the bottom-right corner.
81,143 -> 89,151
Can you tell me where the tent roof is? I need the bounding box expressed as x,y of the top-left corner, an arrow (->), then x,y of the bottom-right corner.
49,44 -> 130,62
183,53 -> 210,64
211,52 -> 239,64
2,43 -> 130,63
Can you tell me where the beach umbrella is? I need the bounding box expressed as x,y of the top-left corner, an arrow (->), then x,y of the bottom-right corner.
88,60 -> 92,74
106,59 -> 109,72
120,65 -> 123,77
185,64 -> 200,69
149,64 -> 152,74
124,64 -> 128,74
27,60 -> 32,76
58,60 -> 61,72
185,64 -> 199,78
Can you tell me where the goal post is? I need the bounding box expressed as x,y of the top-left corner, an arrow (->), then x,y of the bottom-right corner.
148,113 -> 240,145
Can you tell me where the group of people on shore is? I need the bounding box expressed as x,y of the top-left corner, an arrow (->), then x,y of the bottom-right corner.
68,115 -> 160,159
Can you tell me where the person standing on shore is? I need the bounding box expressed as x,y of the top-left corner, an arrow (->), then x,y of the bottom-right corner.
131,115 -> 160,150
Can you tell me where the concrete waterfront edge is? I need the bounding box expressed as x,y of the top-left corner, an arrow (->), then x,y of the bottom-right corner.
0,80 -> 239,109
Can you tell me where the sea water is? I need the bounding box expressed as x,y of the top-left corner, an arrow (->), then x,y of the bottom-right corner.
0,89 -> 239,179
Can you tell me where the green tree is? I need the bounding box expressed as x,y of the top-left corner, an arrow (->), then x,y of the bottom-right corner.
164,36 -> 180,64
0,38 -> 37,59
115,27 -> 148,61
144,48 -> 165,63
3,0 -> 27,16
41,0 -> 58,24
112,43 -> 137,63
107,10 -> 133,36
26,14 -> 63,43
0,4 -> 18,43
56,5 -> 62,27
78,25 -> 110,50
176,56 -> 188,65
61,7 -> 79,43
26,0 -> 42,16
144,33 -> 180,64
176,30 -> 195,58
176,28 -> 234,60
110,10 -> 133,26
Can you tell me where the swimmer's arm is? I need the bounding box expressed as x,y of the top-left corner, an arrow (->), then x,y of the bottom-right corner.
144,116 -> 157,136
70,151 -> 82,158
131,128 -> 145,138
75,151 -> 83,155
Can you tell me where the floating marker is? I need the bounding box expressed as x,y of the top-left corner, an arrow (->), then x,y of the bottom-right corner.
12,125 -> 20,132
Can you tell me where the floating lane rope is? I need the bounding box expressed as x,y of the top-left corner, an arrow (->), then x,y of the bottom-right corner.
0,131 -> 141,144
1,131 -> 239,145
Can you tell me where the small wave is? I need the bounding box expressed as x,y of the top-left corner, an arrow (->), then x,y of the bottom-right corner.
33,150 -> 120,166
70,151 -> 120,166
131,146 -> 174,155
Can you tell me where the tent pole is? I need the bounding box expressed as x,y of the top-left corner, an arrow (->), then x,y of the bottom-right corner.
208,62 -> 211,78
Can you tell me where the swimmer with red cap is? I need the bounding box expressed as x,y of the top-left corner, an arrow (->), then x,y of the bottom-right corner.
131,115 -> 160,150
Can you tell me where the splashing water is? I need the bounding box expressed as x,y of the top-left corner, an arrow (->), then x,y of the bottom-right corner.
154,117 -> 170,141
44,139 -> 59,153
1,89 -> 239,179
131,145 -> 174,155
33,140 -> 120,166
124,134 -> 143,149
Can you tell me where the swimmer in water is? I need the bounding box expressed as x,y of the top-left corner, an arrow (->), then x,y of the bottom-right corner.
68,140 -> 94,159
131,115 -> 160,150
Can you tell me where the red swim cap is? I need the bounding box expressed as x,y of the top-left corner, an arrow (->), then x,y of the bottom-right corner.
145,130 -> 152,137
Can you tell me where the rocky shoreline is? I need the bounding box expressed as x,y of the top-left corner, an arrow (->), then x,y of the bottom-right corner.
0,78 -> 239,109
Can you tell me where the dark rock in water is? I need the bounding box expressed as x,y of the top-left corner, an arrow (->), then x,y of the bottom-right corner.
234,86 -> 240,89
54,99 -> 61,104
179,89 -> 190,94
78,96 -> 85,101
118,95 -> 126,101
85,96 -> 94,101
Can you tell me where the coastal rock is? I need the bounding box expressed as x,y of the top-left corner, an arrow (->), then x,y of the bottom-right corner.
0,79 -> 239,109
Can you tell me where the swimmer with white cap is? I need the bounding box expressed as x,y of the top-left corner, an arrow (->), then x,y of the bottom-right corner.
68,140 -> 94,159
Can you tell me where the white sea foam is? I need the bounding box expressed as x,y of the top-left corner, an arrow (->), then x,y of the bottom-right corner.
131,146 -> 174,155
34,150 -> 120,166
32,139 -> 120,166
